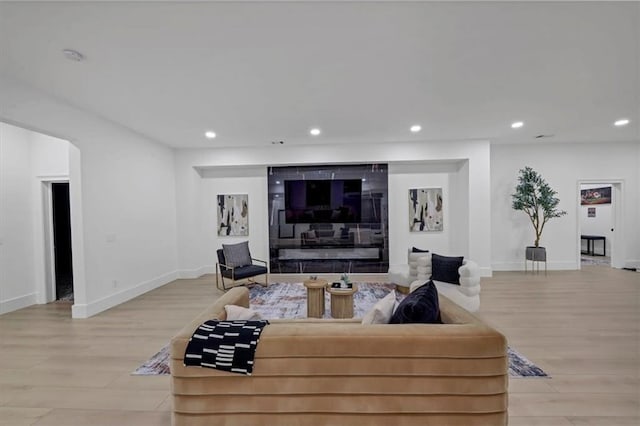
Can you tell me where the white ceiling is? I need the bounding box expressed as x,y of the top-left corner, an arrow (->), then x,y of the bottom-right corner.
1,1 -> 638,149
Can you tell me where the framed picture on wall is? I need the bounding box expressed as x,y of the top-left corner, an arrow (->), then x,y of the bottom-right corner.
581,186 -> 611,205
217,194 -> 248,236
409,188 -> 443,232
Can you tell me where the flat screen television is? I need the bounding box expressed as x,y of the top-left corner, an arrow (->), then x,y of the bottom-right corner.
284,179 -> 362,223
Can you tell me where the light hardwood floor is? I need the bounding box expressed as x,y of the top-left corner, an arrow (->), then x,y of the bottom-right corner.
0,266 -> 638,425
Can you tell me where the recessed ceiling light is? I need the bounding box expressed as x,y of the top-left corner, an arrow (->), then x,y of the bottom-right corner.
614,119 -> 630,127
62,49 -> 85,62
275,180 -> 281,184
511,121 -> 524,129
204,131 -> 216,139
310,128 -> 321,136
410,125 -> 422,133
362,178 -> 367,182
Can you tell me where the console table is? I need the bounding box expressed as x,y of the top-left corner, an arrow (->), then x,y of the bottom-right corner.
581,235 -> 606,256
277,246 -> 382,273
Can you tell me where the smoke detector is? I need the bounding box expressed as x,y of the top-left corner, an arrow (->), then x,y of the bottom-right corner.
62,49 -> 85,62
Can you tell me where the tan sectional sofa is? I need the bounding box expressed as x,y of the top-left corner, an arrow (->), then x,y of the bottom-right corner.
170,287 -> 508,426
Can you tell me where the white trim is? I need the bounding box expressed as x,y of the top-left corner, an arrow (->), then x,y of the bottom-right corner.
36,174 -> 69,182
37,177 -> 71,304
41,181 -> 56,303
479,267 -> 492,278
71,270 -> 178,318
576,179 -> 625,270
177,266 -> 215,279
0,293 -> 37,315
624,260 -> 640,270
492,261 -> 577,271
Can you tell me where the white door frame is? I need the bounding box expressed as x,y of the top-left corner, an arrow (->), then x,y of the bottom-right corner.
38,176 -> 70,303
576,179 -> 625,269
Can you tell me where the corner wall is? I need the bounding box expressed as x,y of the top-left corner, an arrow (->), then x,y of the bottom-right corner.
0,122 -> 70,313
1,77 -> 179,318
0,124 -> 36,313
491,141 -> 640,270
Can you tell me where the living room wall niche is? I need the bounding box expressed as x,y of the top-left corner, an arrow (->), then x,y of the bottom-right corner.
268,164 -> 389,273
178,139 -> 492,277
387,161 -> 470,264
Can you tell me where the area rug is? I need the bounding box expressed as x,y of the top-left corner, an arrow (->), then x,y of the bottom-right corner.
133,282 -> 549,378
250,281 -> 398,319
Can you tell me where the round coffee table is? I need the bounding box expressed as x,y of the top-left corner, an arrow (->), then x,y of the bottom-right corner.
303,279 -> 328,318
326,284 -> 358,319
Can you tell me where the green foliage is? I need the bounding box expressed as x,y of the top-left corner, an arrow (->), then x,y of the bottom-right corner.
511,166 -> 567,247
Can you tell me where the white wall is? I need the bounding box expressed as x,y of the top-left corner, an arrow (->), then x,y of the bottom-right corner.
202,168 -> 269,270
174,140 -> 492,276
1,77 -> 179,318
388,162 -> 469,261
173,165 -> 270,279
31,129 -> 70,304
31,132 -> 69,177
0,123 -> 36,313
491,142 -> 640,270
580,184 -> 612,256
0,122 -> 70,313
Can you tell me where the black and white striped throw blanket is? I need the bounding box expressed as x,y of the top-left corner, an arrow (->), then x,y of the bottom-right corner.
183,320 -> 269,375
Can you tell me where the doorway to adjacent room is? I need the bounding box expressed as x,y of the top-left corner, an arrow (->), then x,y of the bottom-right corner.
577,181 -> 624,269
47,182 -> 74,301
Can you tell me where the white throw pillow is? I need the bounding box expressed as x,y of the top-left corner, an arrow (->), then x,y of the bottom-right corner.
224,305 -> 264,321
361,290 -> 396,324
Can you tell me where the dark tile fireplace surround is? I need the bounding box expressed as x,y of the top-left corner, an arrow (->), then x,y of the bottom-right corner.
268,164 -> 389,274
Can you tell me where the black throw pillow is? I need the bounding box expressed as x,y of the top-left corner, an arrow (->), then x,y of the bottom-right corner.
389,281 -> 441,324
411,247 -> 430,253
431,253 -> 464,285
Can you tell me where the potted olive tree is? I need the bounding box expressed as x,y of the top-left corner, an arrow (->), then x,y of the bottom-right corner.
511,166 -> 567,262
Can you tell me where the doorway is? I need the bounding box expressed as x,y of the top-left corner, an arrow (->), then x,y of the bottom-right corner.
577,181 -> 624,269
52,182 -> 74,300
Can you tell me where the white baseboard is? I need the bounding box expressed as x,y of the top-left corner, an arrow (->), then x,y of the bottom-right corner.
71,270 -> 179,318
177,265 -> 215,279
0,293 -> 37,315
479,267 -> 493,278
624,260 -> 640,270
492,261 -> 578,271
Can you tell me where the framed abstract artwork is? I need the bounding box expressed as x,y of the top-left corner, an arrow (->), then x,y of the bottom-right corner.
409,188 -> 443,232
217,194 -> 249,236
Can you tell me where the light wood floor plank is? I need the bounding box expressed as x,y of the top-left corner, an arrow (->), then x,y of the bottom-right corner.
567,417 -> 640,426
0,407 -> 50,426
31,409 -> 170,426
0,266 -> 638,425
